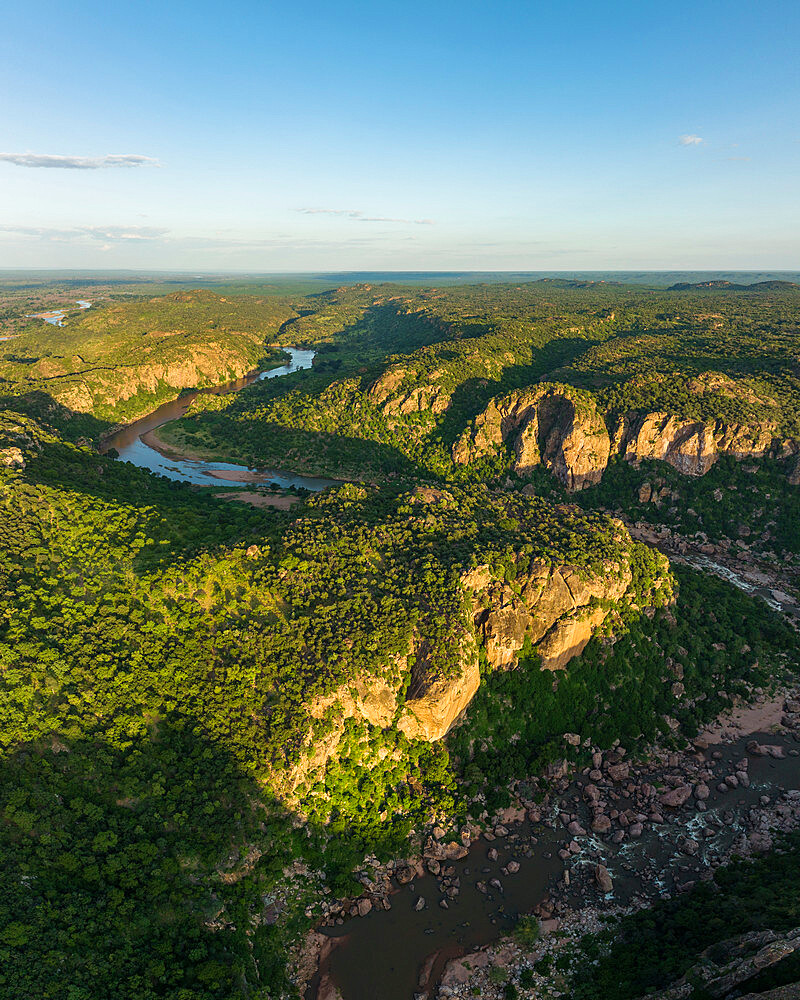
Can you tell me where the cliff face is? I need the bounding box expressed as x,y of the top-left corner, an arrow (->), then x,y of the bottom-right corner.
52,345 -> 258,418
398,638 -> 481,742
455,385 -> 797,486
367,364 -> 451,421
290,525 -> 670,780
453,385 -> 611,490
611,412 -> 785,477
461,551 -> 639,672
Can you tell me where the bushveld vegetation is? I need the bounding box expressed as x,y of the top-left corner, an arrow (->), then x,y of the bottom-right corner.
149,281 -> 800,484
2,278 -> 800,997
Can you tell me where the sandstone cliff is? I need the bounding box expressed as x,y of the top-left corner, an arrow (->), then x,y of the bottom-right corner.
453,385 -> 611,490
461,549 -> 643,672
367,364 -> 451,422
51,345 -> 259,418
453,382 -> 798,486
611,411 -> 788,477
289,520 -> 670,788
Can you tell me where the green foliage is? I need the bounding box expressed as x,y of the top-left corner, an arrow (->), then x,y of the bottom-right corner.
448,565 -> 796,810
513,915 -> 541,948
0,290 -> 295,437
570,832 -> 800,1000
157,281 -> 800,483
0,723 -> 298,1000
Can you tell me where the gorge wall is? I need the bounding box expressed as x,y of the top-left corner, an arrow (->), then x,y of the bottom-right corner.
292,526 -> 671,790
454,384 -> 799,489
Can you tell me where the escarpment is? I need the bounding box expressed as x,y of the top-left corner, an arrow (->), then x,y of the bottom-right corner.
454,384 -> 798,487
284,492 -> 672,789
611,412 -> 792,477
460,549 -> 649,672
453,384 -> 611,490
51,345 -> 260,418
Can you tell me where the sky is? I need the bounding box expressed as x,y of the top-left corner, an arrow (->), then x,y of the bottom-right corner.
0,0 -> 798,271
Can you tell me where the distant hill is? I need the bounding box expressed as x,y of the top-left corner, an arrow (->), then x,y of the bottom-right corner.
669,279 -> 800,291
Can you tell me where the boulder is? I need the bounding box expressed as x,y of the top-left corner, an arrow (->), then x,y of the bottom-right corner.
592,814 -> 612,834
660,785 -> 692,808
595,865 -> 613,893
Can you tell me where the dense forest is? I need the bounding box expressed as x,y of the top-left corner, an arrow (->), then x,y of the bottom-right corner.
2,277 -> 799,999
149,281 -> 800,484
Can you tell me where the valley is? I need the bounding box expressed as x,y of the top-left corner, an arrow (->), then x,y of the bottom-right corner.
1,274 -> 799,1000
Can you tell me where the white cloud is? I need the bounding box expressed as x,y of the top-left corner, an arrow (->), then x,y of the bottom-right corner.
298,208 -> 433,225
0,152 -> 160,169
0,224 -> 168,242
678,134 -> 704,146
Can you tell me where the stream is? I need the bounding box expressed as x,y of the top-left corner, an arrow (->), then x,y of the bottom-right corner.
101,348 -> 337,491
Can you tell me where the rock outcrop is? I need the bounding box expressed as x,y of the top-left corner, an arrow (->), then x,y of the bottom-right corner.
289,522 -> 669,790
646,927 -> 800,1000
54,345 -> 258,417
367,364 -> 451,421
0,445 -> 25,469
611,412 -> 784,477
451,371 -> 798,485
453,385 -> 611,490
461,550 -> 650,672
398,639 -> 481,742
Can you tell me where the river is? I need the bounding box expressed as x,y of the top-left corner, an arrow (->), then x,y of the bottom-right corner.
312,730 -> 800,1000
101,348 -> 337,491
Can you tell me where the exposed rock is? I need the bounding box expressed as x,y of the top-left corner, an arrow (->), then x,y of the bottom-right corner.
595,864 -> 613,893
747,740 -> 786,759
0,446 -> 25,468
398,642 -> 480,741
660,785 -> 692,808
425,840 -> 469,862
647,927 -> 800,1000
613,411 -> 785,478
537,606 -> 608,671
463,548 -> 652,673
367,365 -> 451,419
453,384 -> 611,490
592,814 -> 611,834
395,865 -> 415,884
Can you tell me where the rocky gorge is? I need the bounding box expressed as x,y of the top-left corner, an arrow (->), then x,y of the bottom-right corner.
450,383 -> 800,490
303,688 -> 800,1000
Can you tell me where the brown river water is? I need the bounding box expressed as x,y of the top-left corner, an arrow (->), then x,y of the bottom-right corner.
101,348 -> 337,491
311,732 -> 800,1000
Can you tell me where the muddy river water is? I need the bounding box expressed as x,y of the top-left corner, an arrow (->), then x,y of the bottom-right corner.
312,732 -> 800,1000
101,348 -> 337,490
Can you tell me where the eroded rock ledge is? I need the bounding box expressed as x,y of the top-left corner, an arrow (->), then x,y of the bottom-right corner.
454,384 -> 799,489
293,515 -> 670,788
453,384 -> 610,490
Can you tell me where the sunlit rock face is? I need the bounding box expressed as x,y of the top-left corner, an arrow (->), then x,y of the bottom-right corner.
453,384 -> 610,490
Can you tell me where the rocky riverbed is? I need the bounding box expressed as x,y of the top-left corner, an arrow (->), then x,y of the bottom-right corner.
625,520 -> 800,622
303,688 -> 800,1000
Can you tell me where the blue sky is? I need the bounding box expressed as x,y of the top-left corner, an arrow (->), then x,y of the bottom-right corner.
1,0 -> 798,270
